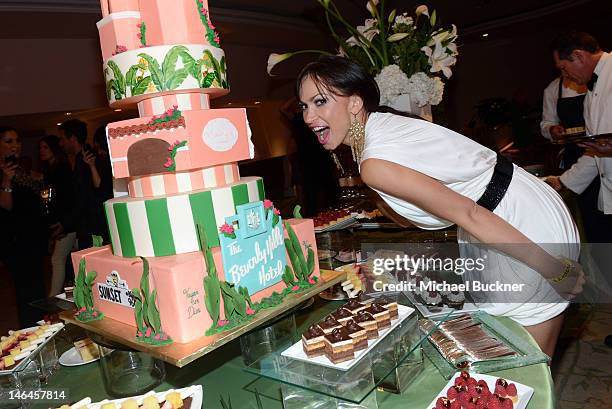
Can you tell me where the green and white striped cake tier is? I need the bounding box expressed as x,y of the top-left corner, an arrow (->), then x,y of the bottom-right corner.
105,176 -> 265,257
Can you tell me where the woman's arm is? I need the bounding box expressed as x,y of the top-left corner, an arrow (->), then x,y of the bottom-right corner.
360,158 -> 568,280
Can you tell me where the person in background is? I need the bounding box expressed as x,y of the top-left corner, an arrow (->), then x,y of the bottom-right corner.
91,125 -> 113,242
39,135 -> 76,296
0,126 -> 46,326
541,72 -> 605,243
544,31 -> 612,348
54,119 -> 99,250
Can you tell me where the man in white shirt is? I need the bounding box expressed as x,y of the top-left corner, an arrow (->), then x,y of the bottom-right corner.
545,31 -> 612,348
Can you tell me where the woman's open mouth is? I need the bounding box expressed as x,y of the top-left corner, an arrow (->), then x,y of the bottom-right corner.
312,126 -> 330,145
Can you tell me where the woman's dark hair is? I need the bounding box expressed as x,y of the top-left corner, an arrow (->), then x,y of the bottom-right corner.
296,55 -> 423,119
0,126 -> 16,138
296,55 -> 380,113
39,134 -> 67,171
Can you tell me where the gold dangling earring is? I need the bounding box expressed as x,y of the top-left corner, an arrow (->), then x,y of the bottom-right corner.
348,113 -> 365,163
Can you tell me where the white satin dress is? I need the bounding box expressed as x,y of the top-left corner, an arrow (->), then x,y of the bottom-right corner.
361,112 -> 579,326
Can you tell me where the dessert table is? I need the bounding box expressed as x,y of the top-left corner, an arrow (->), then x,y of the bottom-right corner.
35,297 -> 554,409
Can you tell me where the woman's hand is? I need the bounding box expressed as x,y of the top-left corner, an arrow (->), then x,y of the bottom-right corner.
0,162 -> 17,186
549,259 -> 586,300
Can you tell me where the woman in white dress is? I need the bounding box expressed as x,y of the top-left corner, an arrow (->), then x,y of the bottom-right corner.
296,56 -> 585,357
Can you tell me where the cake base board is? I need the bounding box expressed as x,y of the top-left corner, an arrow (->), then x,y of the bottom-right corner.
59,269 -> 345,368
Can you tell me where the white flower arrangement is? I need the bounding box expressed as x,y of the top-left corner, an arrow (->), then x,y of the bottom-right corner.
267,1 -> 459,108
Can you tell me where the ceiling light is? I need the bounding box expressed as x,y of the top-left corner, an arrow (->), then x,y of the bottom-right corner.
254,101 -> 262,105
65,112 -> 72,116
56,122 -> 62,126
227,102 -> 233,105
482,33 -> 489,37
114,108 -> 122,112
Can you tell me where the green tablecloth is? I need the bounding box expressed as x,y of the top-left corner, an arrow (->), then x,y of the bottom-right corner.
41,298 -> 554,409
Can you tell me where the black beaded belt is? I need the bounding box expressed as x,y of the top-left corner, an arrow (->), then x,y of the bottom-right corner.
476,154 -> 513,212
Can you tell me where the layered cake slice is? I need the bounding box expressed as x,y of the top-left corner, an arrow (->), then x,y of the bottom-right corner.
376,296 -> 399,319
365,303 -> 391,329
318,316 -> 343,334
324,327 -> 355,364
354,310 -> 379,339
331,307 -> 354,325
344,319 -> 368,351
343,299 -> 367,314
301,325 -> 326,357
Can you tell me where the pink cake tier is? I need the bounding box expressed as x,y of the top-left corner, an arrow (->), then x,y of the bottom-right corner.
98,0 -> 219,59
127,163 -> 240,198
103,44 -> 228,108
71,218 -> 320,344
137,93 -> 210,117
107,108 -> 252,179
105,176 -> 265,257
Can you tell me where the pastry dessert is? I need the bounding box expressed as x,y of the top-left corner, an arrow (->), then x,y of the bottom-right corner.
318,316 -> 343,334
344,319 -> 368,351
364,303 -> 391,329
331,307 -> 354,324
355,291 -> 375,308
353,310 -> 379,339
323,327 -> 354,364
74,338 -> 100,362
444,291 -> 465,310
0,323 -> 63,371
301,325 -> 326,357
343,299 -> 367,314
313,209 -> 353,230
376,296 -> 398,319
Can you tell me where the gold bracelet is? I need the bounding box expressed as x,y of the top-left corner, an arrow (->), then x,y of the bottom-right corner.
549,258 -> 573,283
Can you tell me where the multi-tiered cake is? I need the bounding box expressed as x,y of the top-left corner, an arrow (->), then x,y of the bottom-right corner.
71,0 -> 320,345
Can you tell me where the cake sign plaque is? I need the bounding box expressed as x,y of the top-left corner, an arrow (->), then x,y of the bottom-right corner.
98,271 -> 135,308
220,202 -> 287,294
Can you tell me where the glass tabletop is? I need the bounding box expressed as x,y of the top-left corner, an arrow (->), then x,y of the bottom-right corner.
243,293 -> 453,404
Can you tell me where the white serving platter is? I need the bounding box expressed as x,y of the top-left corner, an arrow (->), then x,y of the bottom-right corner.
59,346 -> 100,367
66,385 -> 203,409
0,323 -> 64,375
281,304 -> 414,371
404,290 -> 480,320
426,372 -> 534,409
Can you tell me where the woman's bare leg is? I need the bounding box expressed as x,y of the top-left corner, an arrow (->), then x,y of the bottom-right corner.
524,313 -> 565,358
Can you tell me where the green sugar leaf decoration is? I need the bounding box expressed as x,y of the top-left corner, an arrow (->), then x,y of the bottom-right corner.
293,205 -> 303,219
92,235 -> 103,247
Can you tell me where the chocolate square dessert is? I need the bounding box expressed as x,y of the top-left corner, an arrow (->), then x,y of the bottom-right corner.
324,327 -> 355,364
318,315 -> 343,334
343,299 -> 367,314
353,310 -> 379,339
365,303 -> 391,328
302,325 -> 326,357
344,319 -> 368,350
331,307 -> 354,324
355,291 -> 374,307
376,296 -> 399,319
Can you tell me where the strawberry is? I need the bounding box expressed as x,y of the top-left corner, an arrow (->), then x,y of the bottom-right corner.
450,401 -> 461,409
467,377 -> 478,387
476,399 -> 486,409
501,397 -> 513,409
495,384 -> 507,397
460,371 -> 471,380
478,380 -> 488,388
457,391 -> 469,405
447,387 -> 458,400
436,397 -> 451,409
506,383 -> 517,397
487,399 -> 502,409
455,377 -> 466,387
